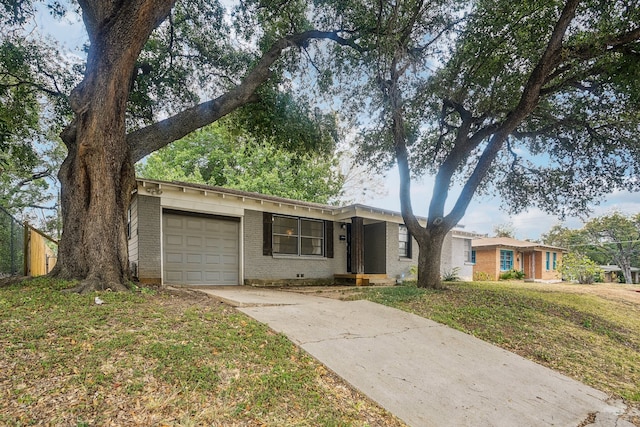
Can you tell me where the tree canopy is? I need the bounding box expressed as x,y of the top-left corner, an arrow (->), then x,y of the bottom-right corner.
137,120 -> 344,204
315,0 -> 640,287
542,212 -> 640,283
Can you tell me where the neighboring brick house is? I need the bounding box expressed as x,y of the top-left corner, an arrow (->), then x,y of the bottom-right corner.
472,237 -> 566,281
128,178 -> 474,286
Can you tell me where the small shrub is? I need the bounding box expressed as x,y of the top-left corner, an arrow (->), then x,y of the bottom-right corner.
499,269 -> 525,280
441,267 -> 461,282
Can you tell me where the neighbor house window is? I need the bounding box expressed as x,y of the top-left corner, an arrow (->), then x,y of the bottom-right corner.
500,250 -> 513,271
471,250 -> 476,264
464,240 -> 473,263
272,215 -> 324,256
546,251 -> 551,270
552,252 -> 557,270
399,225 -> 412,258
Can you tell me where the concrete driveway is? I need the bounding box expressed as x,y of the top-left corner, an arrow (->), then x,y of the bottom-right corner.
198,286 -> 636,427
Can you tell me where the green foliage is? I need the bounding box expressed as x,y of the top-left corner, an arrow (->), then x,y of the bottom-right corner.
559,253 -> 604,284
499,269 -> 525,280
0,39 -> 41,167
543,212 -> 640,284
136,121 -> 344,204
441,267 -> 461,282
0,36 -> 71,234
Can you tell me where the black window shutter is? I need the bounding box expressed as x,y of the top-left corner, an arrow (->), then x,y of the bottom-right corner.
263,212 -> 273,256
325,220 -> 334,258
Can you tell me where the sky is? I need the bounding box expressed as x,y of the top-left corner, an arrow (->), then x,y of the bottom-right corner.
368,168 -> 640,240
34,5 -> 640,241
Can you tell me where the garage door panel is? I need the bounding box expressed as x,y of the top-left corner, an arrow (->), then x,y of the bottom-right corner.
165,252 -> 184,264
223,239 -> 237,250
186,271 -> 203,281
165,270 -> 184,282
204,221 -> 221,232
186,236 -> 203,247
222,254 -> 237,265
166,217 -> 183,228
186,218 -> 203,230
204,271 -> 222,282
166,234 -> 183,246
205,254 -> 221,265
163,213 -> 239,285
186,253 -> 202,264
223,272 -> 238,282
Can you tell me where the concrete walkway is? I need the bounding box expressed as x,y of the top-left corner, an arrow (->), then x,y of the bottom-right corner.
198,286 -> 636,427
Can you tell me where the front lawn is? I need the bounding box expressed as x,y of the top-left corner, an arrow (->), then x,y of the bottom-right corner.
0,278 -> 404,426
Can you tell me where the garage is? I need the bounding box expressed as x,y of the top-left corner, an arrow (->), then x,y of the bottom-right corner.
163,211 -> 240,285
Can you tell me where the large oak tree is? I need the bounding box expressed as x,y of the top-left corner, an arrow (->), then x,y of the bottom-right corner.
2,0 -> 359,292
329,0 -> 640,288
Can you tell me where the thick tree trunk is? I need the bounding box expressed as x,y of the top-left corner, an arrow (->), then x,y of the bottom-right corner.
54,128 -> 135,292
415,229 -> 447,289
50,0 -> 174,293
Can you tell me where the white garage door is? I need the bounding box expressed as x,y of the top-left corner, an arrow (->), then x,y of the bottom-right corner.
163,212 -> 240,285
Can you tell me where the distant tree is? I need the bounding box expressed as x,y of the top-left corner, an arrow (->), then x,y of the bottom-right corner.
0,138 -> 65,237
137,121 -> 344,204
493,223 -> 515,239
541,225 -> 580,249
0,35 -> 73,237
581,212 -> 640,284
559,252 -> 603,285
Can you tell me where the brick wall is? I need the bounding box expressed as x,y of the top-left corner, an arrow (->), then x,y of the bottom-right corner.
473,248 -> 499,280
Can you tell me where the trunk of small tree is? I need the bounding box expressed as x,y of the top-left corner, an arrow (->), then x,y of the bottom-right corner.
415,228 -> 448,289
621,264 -> 633,284
50,0 -> 174,293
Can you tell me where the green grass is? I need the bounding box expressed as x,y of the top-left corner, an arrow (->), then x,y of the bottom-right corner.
359,281 -> 640,403
0,278 -> 403,426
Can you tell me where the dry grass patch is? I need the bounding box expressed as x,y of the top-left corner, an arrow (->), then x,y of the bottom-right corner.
0,278 -> 405,426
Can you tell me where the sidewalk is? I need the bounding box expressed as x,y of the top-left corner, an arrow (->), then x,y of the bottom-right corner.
198,286 -> 635,427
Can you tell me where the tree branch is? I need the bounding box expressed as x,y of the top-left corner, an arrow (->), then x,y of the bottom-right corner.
127,30 -> 361,162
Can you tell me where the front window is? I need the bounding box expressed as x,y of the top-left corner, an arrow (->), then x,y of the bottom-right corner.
273,215 -> 324,256
552,252 -> 557,270
500,250 -> 513,271
399,225 -> 411,258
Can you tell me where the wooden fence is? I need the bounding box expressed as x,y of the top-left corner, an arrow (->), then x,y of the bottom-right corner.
24,224 -> 58,277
